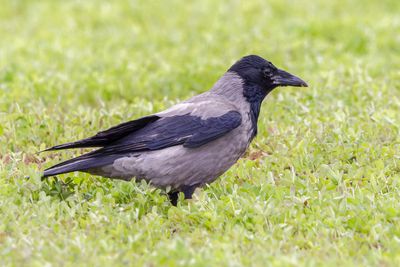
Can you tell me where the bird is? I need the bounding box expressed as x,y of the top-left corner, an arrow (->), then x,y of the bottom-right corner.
43,55 -> 307,205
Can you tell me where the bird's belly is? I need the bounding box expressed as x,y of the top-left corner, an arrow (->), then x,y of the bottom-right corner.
96,128 -> 251,190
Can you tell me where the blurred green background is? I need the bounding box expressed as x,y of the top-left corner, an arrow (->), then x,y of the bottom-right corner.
1,0 -> 400,266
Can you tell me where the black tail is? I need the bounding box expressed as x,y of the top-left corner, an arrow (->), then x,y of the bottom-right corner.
42,153 -> 118,177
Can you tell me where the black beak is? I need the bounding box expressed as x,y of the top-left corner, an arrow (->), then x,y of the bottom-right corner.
272,69 -> 308,87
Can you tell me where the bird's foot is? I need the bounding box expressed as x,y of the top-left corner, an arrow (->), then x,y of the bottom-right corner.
167,184 -> 200,206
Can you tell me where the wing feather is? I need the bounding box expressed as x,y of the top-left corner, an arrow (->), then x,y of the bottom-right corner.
44,115 -> 159,151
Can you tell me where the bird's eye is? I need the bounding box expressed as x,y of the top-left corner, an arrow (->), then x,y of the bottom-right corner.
262,68 -> 273,77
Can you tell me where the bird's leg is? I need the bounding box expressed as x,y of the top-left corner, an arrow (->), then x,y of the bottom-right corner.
168,185 -> 199,206
168,191 -> 179,206
182,185 -> 198,200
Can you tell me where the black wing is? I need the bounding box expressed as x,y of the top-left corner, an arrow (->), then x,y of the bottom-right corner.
43,111 -> 242,177
44,115 -> 160,151
95,110 -> 242,154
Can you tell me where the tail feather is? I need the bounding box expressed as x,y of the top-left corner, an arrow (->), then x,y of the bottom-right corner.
42,153 -> 118,177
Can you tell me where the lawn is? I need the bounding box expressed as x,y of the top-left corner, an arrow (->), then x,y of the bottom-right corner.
1,0 -> 400,266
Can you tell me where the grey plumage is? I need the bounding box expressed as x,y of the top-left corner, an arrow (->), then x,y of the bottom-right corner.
43,55 -> 307,205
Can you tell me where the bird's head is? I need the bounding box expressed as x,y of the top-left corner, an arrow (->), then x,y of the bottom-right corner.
228,55 -> 308,92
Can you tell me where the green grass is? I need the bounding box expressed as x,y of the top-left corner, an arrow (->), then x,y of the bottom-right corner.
1,0 -> 400,266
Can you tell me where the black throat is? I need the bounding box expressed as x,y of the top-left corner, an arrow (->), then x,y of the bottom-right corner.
242,84 -> 269,139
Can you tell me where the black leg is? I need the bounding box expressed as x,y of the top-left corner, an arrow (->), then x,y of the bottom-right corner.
168,184 -> 199,206
182,185 -> 198,200
168,191 -> 179,206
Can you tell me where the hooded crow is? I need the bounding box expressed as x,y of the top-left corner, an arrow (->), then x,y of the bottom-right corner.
43,55 -> 307,205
